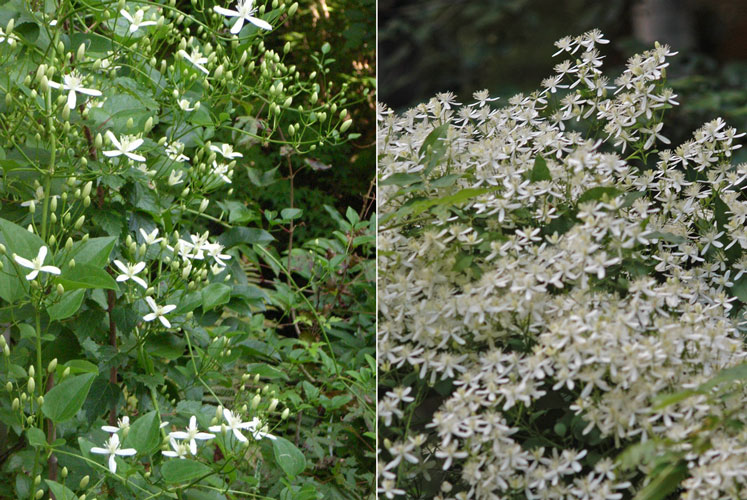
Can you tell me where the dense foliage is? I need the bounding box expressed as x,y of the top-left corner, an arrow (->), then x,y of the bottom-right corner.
0,0 -> 374,498
378,31 -> 746,499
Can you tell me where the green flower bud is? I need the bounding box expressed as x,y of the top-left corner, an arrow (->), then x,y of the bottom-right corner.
28,200 -> 35,214
126,117 -> 134,129
76,43 -> 86,61
69,258 -> 75,268
82,180 -> 93,198
62,367 -> 70,379
5,381 -> 11,392
27,377 -> 35,394
340,119 -> 353,133
281,407 -> 290,420
48,358 -> 57,373
11,398 -> 18,410
310,92 -> 318,105
65,237 -> 73,251
49,234 -> 56,246
288,2 -> 298,16
29,365 -> 35,378
74,215 -> 85,229
61,466 -> 68,479
79,475 -> 90,489
268,398 -> 279,412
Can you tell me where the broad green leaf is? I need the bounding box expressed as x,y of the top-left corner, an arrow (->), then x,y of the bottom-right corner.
201,283 -> 232,311
280,208 -> 303,220
0,217 -> 45,263
58,264 -> 118,291
68,236 -> 117,268
633,462 -> 688,500
42,373 -> 96,423
379,173 -> 421,187
26,427 -> 46,448
697,362 -> 747,392
272,436 -> 306,478
218,227 -> 274,248
83,377 -> 121,423
45,480 -> 76,500
529,155 -> 551,182
405,188 -> 490,219
64,360 -> 100,375
246,363 -> 290,380
642,231 -> 687,244
48,289 -> 86,322
730,277 -> 747,302
577,186 -> 621,204
430,174 -> 461,188
124,410 -> 160,455
162,459 -> 212,483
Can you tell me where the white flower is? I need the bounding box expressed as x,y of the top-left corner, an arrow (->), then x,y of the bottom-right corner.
13,246 -> 61,281
139,228 -> 163,245
209,409 -> 276,443
103,131 -> 146,162
143,296 -> 177,328
205,242 -> 231,267
178,48 -> 209,75
177,99 -> 196,111
167,169 -> 185,185
165,142 -> 189,163
168,416 -> 215,455
113,260 -> 148,289
0,27 -> 18,46
212,161 -> 232,184
47,71 -> 102,109
213,0 -> 272,34
210,143 -> 243,159
90,434 -> 137,474
162,438 -> 190,459
120,9 -> 157,33
102,416 -> 130,434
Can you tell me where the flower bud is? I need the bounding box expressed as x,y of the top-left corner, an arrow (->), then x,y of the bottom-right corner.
27,377 -> 35,394
79,475 -> 90,489
61,466 -> 68,479
82,180 -> 93,198
288,2 -> 298,16
49,234 -> 56,246
62,367 -> 70,379
144,116 -> 153,132
56,283 -> 64,296
69,259 -> 75,268
126,117 -> 134,129
29,365 -> 35,378
28,200 -> 35,214
74,215 -> 85,229
251,393 -> 261,410
76,43 -> 86,61
5,381 -> 11,392
340,119 -> 353,133
11,398 -> 18,410
48,358 -> 57,373
283,41 -> 291,54
199,198 -> 209,213
281,408 -> 290,420
268,398 -> 279,412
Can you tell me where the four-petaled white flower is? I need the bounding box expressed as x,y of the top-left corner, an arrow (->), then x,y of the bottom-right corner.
102,416 -> 130,434
139,228 -> 163,245
212,161 -> 232,184
165,142 -> 189,163
178,48 -> 209,75
90,433 -> 137,474
143,296 -> 177,328
103,131 -> 146,162
210,143 -> 243,159
168,169 -> 185,185
213,0 -> 272,34
205,242 -> 231,267
113,260 -> 148,289
209,409 -> 276,442
13,246 -> 61,281
162,438 -> 190,459
168,416 -> 215,455
47,71 -> 102,109
120,9 -> 157,33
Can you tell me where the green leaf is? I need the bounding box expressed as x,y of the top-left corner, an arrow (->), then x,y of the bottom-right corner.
69,236 -> 117,268
124,410 -> 160,455
418,122 -> 449,175
405,188 -> 491,219
45,480 -> 77,500
201,283 -> 232,311
272,436 -> 306,478
730,277 -> 747,302
247,363 -> 289,380
697,362 -> 747,392
58,264 -> 118,291
642,231 -> 687,245
633,462 -> 688,500
379,173 -> 421,187
280,208 -> 303,220
42,373 -> 96,423
529,155 -> 551,182
48,289 -> 86,322
0,217 -> 45,263
577,186 -> 621,204
161,459 -> 212,483
217,227 -> 274,248
26,427 -> 47,448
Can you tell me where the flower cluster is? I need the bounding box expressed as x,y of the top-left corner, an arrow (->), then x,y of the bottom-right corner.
378,30 -> 747,499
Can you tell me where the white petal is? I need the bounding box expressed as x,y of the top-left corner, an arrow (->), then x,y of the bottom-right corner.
120,10 -> 134,23
143,313 -> 157,322
116,448 -> 137,456
158,316 -> 171,328
169,431 -> 189,439
47,81 -> 61,89
40,265 -> 61,275
90,446 -> 109,454
125,152 -> 146,162
232,428 -> 248,442
128,138 -> 144,150
161,304 -> 177,314
37,246 -> 48,262
101,425 -> 120,433
132,276 -> 148,289
113,260 -> 129,273
103,150 -> 122,157
162,451 -> 178,457
77,87 -> 102,97
25,270 -> 39,281
248,16 -> 272,31
108,455 -> 117,474
13,255 -> 34,269
145,296 -> 157,311
230,17 -> 245,34
67,90 -> 77,109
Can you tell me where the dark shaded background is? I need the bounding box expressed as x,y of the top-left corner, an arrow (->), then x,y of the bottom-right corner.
379,0 -> 747,135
